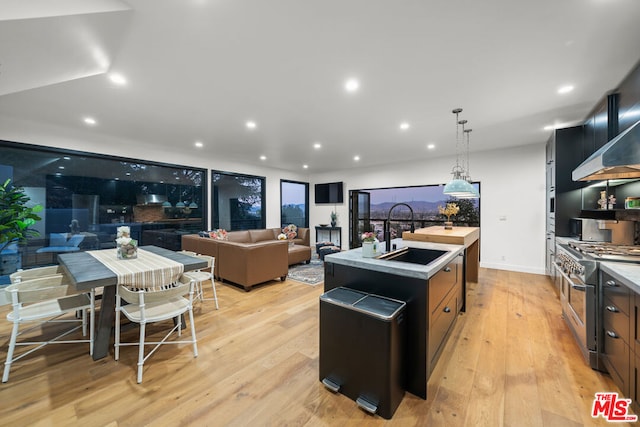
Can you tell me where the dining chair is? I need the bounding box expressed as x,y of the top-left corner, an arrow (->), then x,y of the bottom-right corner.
181,252 -> 218,308
2,274 -> 95,383
10,265 -> 67,283
114,274 -> 198,383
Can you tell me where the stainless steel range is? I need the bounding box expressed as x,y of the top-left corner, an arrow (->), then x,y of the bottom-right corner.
555,240 -> 640,370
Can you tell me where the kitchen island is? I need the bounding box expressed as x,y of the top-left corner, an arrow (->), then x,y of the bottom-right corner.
323,240 -> 465,399
403,226 -> 480,282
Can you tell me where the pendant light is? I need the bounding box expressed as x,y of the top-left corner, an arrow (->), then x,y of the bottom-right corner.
162,184 -> 172,207
457,128 -> 480,199
175,185 -> 185,208
188,186 -> 198,209
443,108 -> 475,197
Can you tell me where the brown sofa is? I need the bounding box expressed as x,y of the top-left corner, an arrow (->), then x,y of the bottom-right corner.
181,228 -> 311,291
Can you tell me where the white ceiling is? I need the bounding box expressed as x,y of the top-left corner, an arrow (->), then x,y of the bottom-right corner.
1,0 -> 640,173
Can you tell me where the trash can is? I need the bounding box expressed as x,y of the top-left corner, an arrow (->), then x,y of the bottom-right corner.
319,287 -> 406,419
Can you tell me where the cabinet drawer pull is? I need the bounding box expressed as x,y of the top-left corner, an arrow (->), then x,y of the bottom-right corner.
606,330 -> 619,338
443,306 -> 451,313
606,306 -> 619,313
606,280 -> 618,287
444,267 -> 451,272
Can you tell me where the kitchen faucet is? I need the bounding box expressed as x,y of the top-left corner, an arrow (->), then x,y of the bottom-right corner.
384,202 -> 415,252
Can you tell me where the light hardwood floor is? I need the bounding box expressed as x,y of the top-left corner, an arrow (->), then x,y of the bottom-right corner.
0,268 -> 634,426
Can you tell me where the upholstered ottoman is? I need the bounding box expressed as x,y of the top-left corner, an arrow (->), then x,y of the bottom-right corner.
316,241 -> 335,254
288,244 -> 312,265
318,245 -> 341,261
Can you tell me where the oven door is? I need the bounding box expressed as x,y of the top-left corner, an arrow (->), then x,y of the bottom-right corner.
555,263 -> 596,363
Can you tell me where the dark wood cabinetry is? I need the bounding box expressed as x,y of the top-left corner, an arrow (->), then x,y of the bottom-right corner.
324,253 -> 463,399
602,270 -> 631,395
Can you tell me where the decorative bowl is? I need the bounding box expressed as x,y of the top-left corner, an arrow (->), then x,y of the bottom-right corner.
319,224 -> 329,227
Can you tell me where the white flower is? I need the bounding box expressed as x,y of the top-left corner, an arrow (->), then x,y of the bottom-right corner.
277,233 -> 287,240
116,236 -> 133,246
117,226 -> 131,238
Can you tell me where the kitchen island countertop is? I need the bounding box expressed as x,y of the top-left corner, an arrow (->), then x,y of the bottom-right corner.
324,239 -> 464,280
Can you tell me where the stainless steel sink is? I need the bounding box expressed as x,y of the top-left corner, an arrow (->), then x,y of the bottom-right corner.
377,247 -> 448,265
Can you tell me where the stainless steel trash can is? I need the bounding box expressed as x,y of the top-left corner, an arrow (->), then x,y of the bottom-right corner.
319,287 -> 406,419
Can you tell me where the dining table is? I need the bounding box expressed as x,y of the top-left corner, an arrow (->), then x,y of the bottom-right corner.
58,245 -> 207,360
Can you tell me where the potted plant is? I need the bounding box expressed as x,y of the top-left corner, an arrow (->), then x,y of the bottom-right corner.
330,211 -> 338,227
0,179 -> 43,276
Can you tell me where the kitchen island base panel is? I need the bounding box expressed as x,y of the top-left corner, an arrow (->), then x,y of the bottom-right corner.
324,256 -> 463,400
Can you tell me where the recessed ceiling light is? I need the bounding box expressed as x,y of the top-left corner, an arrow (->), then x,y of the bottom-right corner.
58,166 -> 65,170
427,144 -> 435,150
84,117 -> 96,125
126,172 -> 131,176
260,155 -> 267,160
353,155 -> 360,161
399,122 -> 410,131
63,156 -> 71,160
557,85 -> 574,94
344,78 -> 360,93
313,142 -> 322,149
246,121 -> 257,129
194,141 -> 204,148
108,73 -> 127,85
303,164 -> 309,169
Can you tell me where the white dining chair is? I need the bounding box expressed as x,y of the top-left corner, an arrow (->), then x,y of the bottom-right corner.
2,274 -> 95,383
114,274 -> 198,383
183,254 -> 217,308
10,265 -> 67,283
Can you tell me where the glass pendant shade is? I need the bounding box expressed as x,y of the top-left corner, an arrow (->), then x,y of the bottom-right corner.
456,185 -> 480,199
162,201 -> 172,207
175,201 -> 186,208
188,202 -> 198,209
443,178 -> 475,196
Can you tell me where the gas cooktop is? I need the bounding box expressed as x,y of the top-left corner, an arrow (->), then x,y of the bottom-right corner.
568,241 -> 640,263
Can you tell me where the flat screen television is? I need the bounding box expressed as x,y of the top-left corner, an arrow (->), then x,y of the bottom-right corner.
315,182 -> 344,204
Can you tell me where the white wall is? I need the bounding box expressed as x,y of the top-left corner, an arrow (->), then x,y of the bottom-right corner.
1,114 -> 547,274
309,143 -> 547,275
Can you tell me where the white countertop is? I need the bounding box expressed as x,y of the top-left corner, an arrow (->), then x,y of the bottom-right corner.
324,238 -> 465,280
600,262 -> 640,294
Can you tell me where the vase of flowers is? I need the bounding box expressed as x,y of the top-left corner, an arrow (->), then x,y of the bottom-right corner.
209,229 -> 228,240
438,203 -> 460,230
116,226 -> 137,259
279,224 -> 297,247
361,231 -> 378,258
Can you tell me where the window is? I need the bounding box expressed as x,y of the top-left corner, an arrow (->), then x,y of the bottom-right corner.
211,171 -> 265,230
350,183 -> 480,248
280,180 -> 309,228
0,140 -> 207,269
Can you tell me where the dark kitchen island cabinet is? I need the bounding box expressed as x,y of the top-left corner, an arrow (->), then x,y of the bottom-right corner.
599,262 -> 640,414
323,241 -> 465,399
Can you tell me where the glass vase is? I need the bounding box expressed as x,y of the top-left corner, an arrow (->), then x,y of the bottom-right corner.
117,242 -> 138,259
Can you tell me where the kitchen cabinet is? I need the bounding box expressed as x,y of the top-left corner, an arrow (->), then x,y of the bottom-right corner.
323,245 -> 464,399
602,269 -> 630,396
545,126 -> 584,276
598,263 -> 640,412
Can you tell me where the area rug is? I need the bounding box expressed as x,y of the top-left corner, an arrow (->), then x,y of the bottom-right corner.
288,255 -> 324,286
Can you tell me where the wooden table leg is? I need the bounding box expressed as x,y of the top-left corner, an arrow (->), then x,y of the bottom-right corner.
93,285 -> 115,360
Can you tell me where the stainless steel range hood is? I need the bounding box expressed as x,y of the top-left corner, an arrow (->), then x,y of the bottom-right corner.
572,119 -> 640,181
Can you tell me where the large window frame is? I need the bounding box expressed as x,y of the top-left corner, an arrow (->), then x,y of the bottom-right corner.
280,179 -> 309,228
349,182 -> 480,248
211,170 -> 266,231
0,139 -> 208,270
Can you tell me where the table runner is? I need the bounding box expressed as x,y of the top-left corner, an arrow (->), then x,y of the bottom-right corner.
87,248 -> 184,290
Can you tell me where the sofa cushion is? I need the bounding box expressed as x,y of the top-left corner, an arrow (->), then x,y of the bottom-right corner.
226,230 -> 251,242
250,229 -> 276,243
